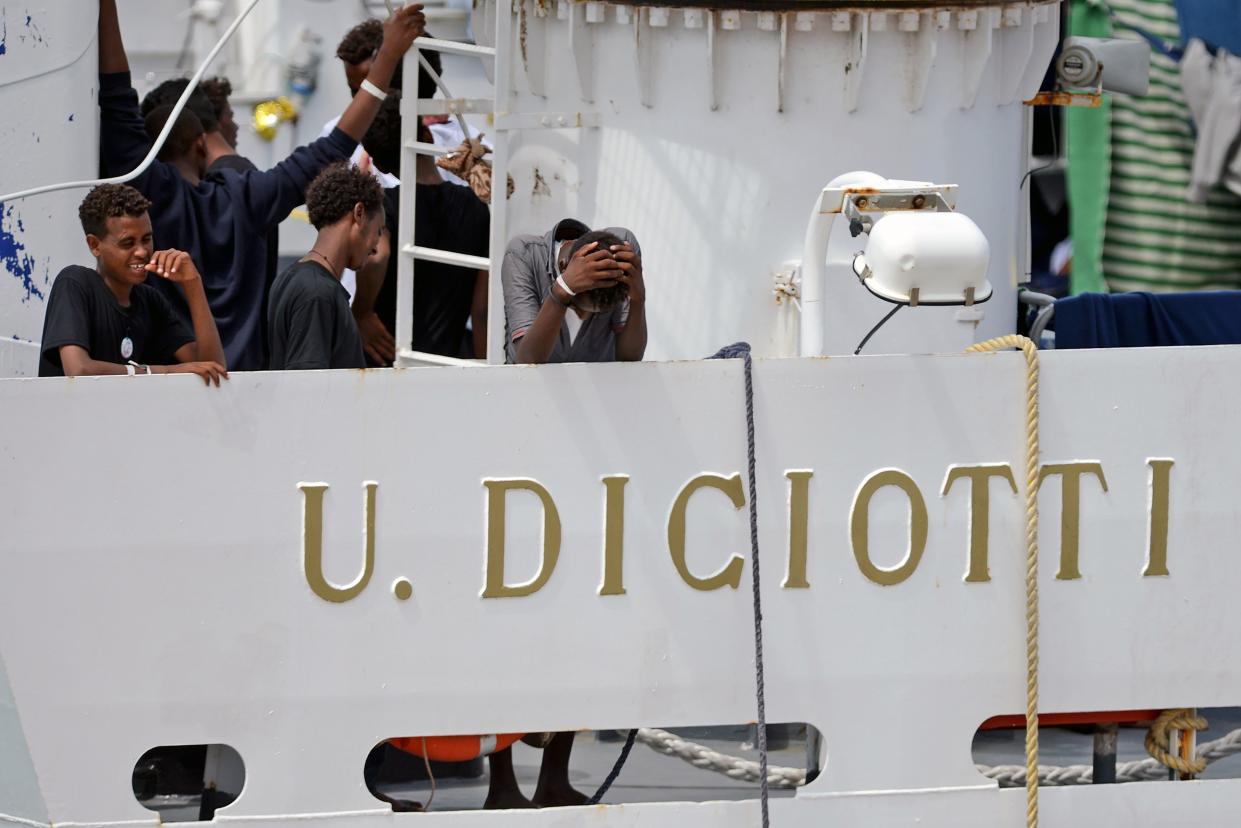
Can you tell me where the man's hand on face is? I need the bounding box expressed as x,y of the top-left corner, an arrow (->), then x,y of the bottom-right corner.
145,249 -> 200,284
560,241 -> 621,296
381,4 -> 427,57
611,242 -> 644,305
356,311 -> 396,366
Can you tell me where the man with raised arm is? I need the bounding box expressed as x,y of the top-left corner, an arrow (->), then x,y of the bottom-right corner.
38,184 -> 227,385
95,0 -> 425,371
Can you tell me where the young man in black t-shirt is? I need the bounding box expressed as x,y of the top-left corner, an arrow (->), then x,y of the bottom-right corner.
267,162 -> 384,370
356,97 -> 490,365
38,184 -> 228,384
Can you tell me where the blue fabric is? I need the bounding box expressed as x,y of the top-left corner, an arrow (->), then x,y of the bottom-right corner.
1055,291 -> 1241,348
98,72 -> 358,371
1174,0 -> 1241,57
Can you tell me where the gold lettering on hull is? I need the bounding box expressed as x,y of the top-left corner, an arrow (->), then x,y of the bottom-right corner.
300,481 -> 377,603
482,478 -> 562,599
851,469 -> 928,587
599,475 -> 630,596
1038,462 -> 1109,580
941,464 -> 1019,583
783,470 -> 814,589
1144,459 -> 1174,577
668,473 -> 747,591
298,456 -> 1176,602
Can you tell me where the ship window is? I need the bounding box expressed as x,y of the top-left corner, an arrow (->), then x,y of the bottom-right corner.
364,723 -> 820,811
132,744 -> 245,821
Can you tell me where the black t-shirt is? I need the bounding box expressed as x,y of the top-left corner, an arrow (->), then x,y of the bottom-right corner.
267,260 -> 366,370
38,265 -> 194,376
206,154 -> 280,370
374,182 -> 490,359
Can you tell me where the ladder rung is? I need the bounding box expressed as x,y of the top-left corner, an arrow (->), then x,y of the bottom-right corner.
403,244 -> 490,271
416,98 -> 493,117
415,36 -> 497,58
397,348 -> 483,368
404,139 -> 450,156
424,8 -> 469,21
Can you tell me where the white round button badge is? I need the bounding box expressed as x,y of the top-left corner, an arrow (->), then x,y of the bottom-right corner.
121,337 -> 134,359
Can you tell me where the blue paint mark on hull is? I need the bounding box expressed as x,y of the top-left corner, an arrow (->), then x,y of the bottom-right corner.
0,202 -> 45,302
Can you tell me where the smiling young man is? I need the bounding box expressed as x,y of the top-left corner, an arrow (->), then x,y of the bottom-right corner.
267,162 -> 385,370
38,184 -> 228,385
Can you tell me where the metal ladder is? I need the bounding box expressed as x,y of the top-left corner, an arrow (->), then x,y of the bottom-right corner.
394,7 -> 513,368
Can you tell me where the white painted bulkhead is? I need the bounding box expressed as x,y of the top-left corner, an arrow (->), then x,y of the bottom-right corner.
0,2 -> 98,376
488,1 -> 1060,359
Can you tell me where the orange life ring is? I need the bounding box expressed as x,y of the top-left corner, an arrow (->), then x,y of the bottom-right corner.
390,733 -> 525,763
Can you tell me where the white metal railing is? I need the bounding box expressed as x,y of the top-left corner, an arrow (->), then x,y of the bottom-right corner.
402,244 -> 490,272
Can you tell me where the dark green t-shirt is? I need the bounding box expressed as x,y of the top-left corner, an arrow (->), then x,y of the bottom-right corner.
267,260 -> 365,370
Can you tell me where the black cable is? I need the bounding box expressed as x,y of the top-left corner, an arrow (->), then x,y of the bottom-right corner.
1020,91 -> 1061,192
587,729 -> 638,805
853,304 -> 903,355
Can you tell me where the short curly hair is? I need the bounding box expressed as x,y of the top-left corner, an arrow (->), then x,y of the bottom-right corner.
336,18 -> 383,64
305,162 -> 384,230
79,184 -> 151,238
139,78 -> 219,133
198,76 -> 233,120
335,18 -> 440,96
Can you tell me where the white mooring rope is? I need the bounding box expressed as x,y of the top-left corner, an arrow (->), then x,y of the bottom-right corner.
636,725 -> 1241,789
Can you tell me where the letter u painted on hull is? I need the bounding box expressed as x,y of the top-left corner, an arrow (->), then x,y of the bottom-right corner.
300,481 -> 378,603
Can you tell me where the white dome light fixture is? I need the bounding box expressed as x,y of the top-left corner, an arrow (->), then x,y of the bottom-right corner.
852,211 -> 992,307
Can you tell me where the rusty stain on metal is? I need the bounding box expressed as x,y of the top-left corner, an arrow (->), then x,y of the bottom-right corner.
532,167 -> 552,197
1024,89 -> 1102,108
519,0 -> 529,68
911,194 -> 926,208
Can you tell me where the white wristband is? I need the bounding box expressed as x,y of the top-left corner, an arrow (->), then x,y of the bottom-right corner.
555,274 -> 576,297
359,78 -> 388,102
126,362 -> 136,376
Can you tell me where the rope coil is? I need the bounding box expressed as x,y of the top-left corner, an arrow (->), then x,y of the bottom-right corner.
1144,708 -> 1208,776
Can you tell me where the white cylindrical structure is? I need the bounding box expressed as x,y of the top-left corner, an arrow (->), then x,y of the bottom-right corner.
486,0 -> 1059,358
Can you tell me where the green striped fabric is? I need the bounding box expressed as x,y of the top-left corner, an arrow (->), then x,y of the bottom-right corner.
1103,0 -> 1241,292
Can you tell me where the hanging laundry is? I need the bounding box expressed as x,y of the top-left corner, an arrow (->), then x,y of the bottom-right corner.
1174,0 -> 1241,58
1181,39 -> 1241,203
1096,0 -> 1241,292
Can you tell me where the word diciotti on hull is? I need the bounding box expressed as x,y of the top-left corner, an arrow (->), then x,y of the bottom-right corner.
300,458 -> 1175,603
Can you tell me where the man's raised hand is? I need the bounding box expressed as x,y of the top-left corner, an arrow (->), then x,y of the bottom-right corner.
382,3 -> 427,56
145,249 -> 200,284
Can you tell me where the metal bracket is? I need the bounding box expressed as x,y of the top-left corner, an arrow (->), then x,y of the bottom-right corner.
773,264 -> 800,304
840,189 -> 953,235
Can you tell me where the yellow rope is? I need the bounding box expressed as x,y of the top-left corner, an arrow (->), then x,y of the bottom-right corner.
1145,708 -> 1208,776
965,335 -> 1040,828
